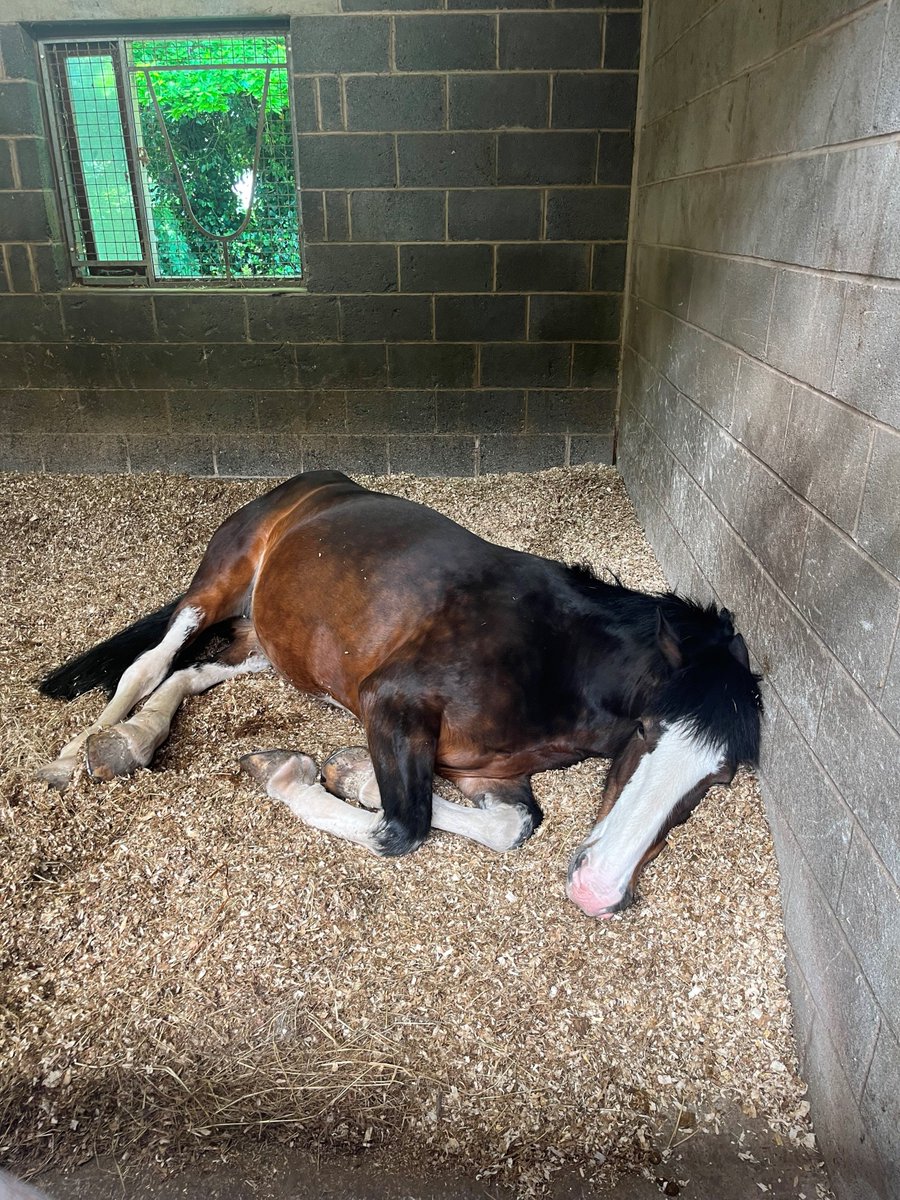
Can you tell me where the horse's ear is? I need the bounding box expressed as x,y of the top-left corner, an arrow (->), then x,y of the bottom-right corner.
656,609 -> 682,668
729,632 -> 750,671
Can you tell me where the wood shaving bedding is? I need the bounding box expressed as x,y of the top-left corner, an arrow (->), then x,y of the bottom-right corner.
0,467 -> 814,1192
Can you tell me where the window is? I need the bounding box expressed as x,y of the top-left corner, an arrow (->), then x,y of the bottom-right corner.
40,31 -> 303,285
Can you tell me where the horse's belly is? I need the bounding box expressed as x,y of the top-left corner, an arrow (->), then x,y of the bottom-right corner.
250,526 -> 434,712
247,490 -> 591,767
436,738 -> 589,781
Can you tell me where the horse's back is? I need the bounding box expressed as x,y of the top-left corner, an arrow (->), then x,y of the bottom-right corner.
180,472 -> 364,621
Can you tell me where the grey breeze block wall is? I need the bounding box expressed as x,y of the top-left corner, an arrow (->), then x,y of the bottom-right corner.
0,0 -> 640,478
620,2 -> 900,1197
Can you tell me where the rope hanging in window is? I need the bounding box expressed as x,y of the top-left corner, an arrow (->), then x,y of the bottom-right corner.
141,66 -> 272,275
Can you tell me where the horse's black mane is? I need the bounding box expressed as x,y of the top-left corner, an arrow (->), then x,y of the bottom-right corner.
564,560 -> 729,641
565,561 -> 763,765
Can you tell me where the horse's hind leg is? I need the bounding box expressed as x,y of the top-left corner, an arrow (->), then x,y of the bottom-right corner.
86,622 -> 269,780
38,559 -> 265,788
36,480 -> 310,788
36,602 -> 210,788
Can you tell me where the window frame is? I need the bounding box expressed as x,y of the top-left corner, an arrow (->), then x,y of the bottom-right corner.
37,23 -> 306,289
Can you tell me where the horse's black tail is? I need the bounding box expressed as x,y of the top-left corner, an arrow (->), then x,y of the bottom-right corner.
39,597 -> 184,701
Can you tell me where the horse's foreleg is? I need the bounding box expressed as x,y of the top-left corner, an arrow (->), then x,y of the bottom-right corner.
323,747 -> 538,853
363,696 -> 441,857
240,751 -> 385,851
242,747 -> 536,854
36,604 -> 206,788
86,652 -> 270,780
240,692 -> 441,856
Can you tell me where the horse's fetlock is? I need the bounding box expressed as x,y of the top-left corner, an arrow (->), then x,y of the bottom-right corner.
374,815 -> 427,857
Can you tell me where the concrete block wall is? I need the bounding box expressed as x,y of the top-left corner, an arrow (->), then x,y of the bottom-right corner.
620,2 -> 900,1196
0,1 -> 639,477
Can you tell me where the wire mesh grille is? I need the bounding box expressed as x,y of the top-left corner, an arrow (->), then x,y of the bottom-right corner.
42,33 -> 302,283
130,36 -> 288,69
45,41 -> 146,270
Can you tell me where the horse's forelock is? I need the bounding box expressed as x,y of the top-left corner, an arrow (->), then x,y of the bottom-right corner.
657,648 -> 763,767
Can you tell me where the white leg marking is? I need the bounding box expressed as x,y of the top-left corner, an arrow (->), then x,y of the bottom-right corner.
39,606 -> 204,785
430,794 -> 530,852
271,753 -> 528,859
266,765 -> 384,852
270,779 -> 526,855
93,655 -> 270,771
574,720 -> 725,898
328,759 -> 529,853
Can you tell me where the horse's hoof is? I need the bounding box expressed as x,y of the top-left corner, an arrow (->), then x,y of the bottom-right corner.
239,750 -> 318,791
322,746 -> 380,809
86,728 -> 141,781
34,761 -> 74,791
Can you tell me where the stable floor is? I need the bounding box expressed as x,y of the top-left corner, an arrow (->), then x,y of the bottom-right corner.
0,467 -> 830,1199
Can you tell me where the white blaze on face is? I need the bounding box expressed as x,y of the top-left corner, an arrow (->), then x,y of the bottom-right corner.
566,719 -> 726,917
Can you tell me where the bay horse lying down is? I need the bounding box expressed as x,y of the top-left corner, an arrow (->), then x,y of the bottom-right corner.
38,470 -> 762,918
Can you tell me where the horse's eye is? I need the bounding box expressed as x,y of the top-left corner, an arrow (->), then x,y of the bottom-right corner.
635,721 -> 646,740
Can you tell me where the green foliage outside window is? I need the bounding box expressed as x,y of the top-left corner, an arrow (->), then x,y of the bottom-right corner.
131,37 -> 302,279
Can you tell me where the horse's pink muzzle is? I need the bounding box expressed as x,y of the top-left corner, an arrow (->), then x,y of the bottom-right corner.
565,856 -> 633,918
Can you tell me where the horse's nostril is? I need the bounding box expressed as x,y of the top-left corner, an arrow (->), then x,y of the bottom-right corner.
568,850 -> 587,881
